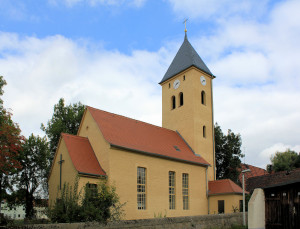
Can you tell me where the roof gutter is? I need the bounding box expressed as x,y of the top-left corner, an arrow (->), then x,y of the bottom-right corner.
208,192 -> 244,196
78,171 -> 107,179
110,144 -> 210,167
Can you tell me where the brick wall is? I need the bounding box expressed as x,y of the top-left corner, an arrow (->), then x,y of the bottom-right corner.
9,213 -> 246,229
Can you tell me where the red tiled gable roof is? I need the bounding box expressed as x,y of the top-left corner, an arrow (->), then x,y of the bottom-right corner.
238,164 -> 268,191
87,106 -> 210,166
238,164 -> 268,182
246,168 -> 300,192
208,179 -> 245,195
62,133 -> 106,177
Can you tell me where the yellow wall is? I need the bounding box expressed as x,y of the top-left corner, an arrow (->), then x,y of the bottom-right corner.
48,138 -> 78,206
161,67 -> 215,180
48,137 -> 103,207
109,146 -> 208,220
78,109 -> 111,176
208,194 -> 243,215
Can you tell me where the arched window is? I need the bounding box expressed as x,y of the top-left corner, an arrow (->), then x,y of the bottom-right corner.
172,96 -> 176,109
201,91 -> 206,105
203,126 -> 206,138
179,92 -> 183,106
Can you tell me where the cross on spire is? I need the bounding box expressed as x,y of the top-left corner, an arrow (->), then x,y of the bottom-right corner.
183,18 -> 188,33
58,154 -> 64,190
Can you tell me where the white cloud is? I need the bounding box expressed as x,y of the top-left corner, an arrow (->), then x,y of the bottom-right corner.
0,33 -> 165,138
260,143 -> 300,162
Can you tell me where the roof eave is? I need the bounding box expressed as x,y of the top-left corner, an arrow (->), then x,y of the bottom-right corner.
208,192 -> 244,196
78,171 -> 107,178
110,143 -> 210,167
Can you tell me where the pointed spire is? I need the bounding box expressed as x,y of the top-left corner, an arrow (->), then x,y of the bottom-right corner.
159,33 -> 214,84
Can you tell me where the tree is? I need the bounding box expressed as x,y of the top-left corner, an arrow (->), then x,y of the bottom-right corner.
0,76 -> 24,214
215,123 -> 243,182
15,134 -> 50,219
268,149 -> 300,172
41,98 -> 85,163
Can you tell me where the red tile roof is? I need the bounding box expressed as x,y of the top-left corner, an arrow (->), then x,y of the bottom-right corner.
87,106 -> 210,166
238,164 -> 268,191
62,133 -> 106,177
208,179 -> 245,195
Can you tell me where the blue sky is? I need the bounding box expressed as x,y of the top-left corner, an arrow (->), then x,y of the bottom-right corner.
1,0 -> 300,169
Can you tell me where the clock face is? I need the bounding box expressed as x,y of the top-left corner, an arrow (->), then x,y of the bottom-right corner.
200,76 -> 206,86
173,79 -> 180,89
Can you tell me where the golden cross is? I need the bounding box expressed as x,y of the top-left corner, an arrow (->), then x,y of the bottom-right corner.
183,18 -> 188,33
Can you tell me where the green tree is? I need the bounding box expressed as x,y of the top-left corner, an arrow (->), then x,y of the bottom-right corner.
41,98 -> 85,163
269,149 -> 300,172
14,134 -> 50,219
0,76 -> 24,214
215,123 -> 243,182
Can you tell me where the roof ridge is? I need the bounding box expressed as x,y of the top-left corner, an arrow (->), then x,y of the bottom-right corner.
86,105 -> 176,133
61,133 -> 87,140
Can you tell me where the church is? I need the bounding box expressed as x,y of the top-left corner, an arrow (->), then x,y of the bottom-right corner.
48,32 -> 244,219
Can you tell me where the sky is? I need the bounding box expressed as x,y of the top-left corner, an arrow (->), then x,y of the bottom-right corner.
1,0 -> 300,170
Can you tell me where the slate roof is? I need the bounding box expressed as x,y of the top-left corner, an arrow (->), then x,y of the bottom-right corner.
208,179 -> 246,196
238,163 -> 268,191
160,33 -> 214,84
62,133 -> 106,177
87,106 -> 210,166
246,168 -> 300,192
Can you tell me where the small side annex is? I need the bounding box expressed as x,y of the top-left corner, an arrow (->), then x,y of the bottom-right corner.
208,179 -> 246,214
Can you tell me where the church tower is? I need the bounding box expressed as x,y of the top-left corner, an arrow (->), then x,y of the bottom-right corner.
160,33 -> 216,180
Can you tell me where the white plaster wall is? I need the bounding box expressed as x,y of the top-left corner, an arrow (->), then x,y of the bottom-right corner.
248,188 -> 265,229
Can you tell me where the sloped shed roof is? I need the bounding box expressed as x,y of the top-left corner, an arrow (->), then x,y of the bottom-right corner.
62,133 -> 106,177
246,168 -> 300,192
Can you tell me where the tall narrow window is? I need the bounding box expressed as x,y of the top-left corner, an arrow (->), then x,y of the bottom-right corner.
182,173 -> 189,210
169,171 -> 176,209
137,167 -> 146,210
179,92 -> 183,106
201,91 -> 206,105
203,126 -> 206,138
86,183 -> 98,198
172,96 -> 176,109
218,200 -> 224,213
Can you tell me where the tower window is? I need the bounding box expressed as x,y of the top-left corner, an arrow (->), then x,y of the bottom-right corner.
171,96 -> 176,109
201,91 -> 206,105
179,92 -> 183,106
203,125 -> 206,138
183,75 -> 185,81
169,83 -> 170,88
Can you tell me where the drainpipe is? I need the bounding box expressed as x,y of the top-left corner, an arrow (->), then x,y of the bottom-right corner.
206,167 -> 210,214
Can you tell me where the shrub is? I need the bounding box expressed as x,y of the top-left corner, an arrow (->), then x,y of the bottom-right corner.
48,179 -> 124,223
